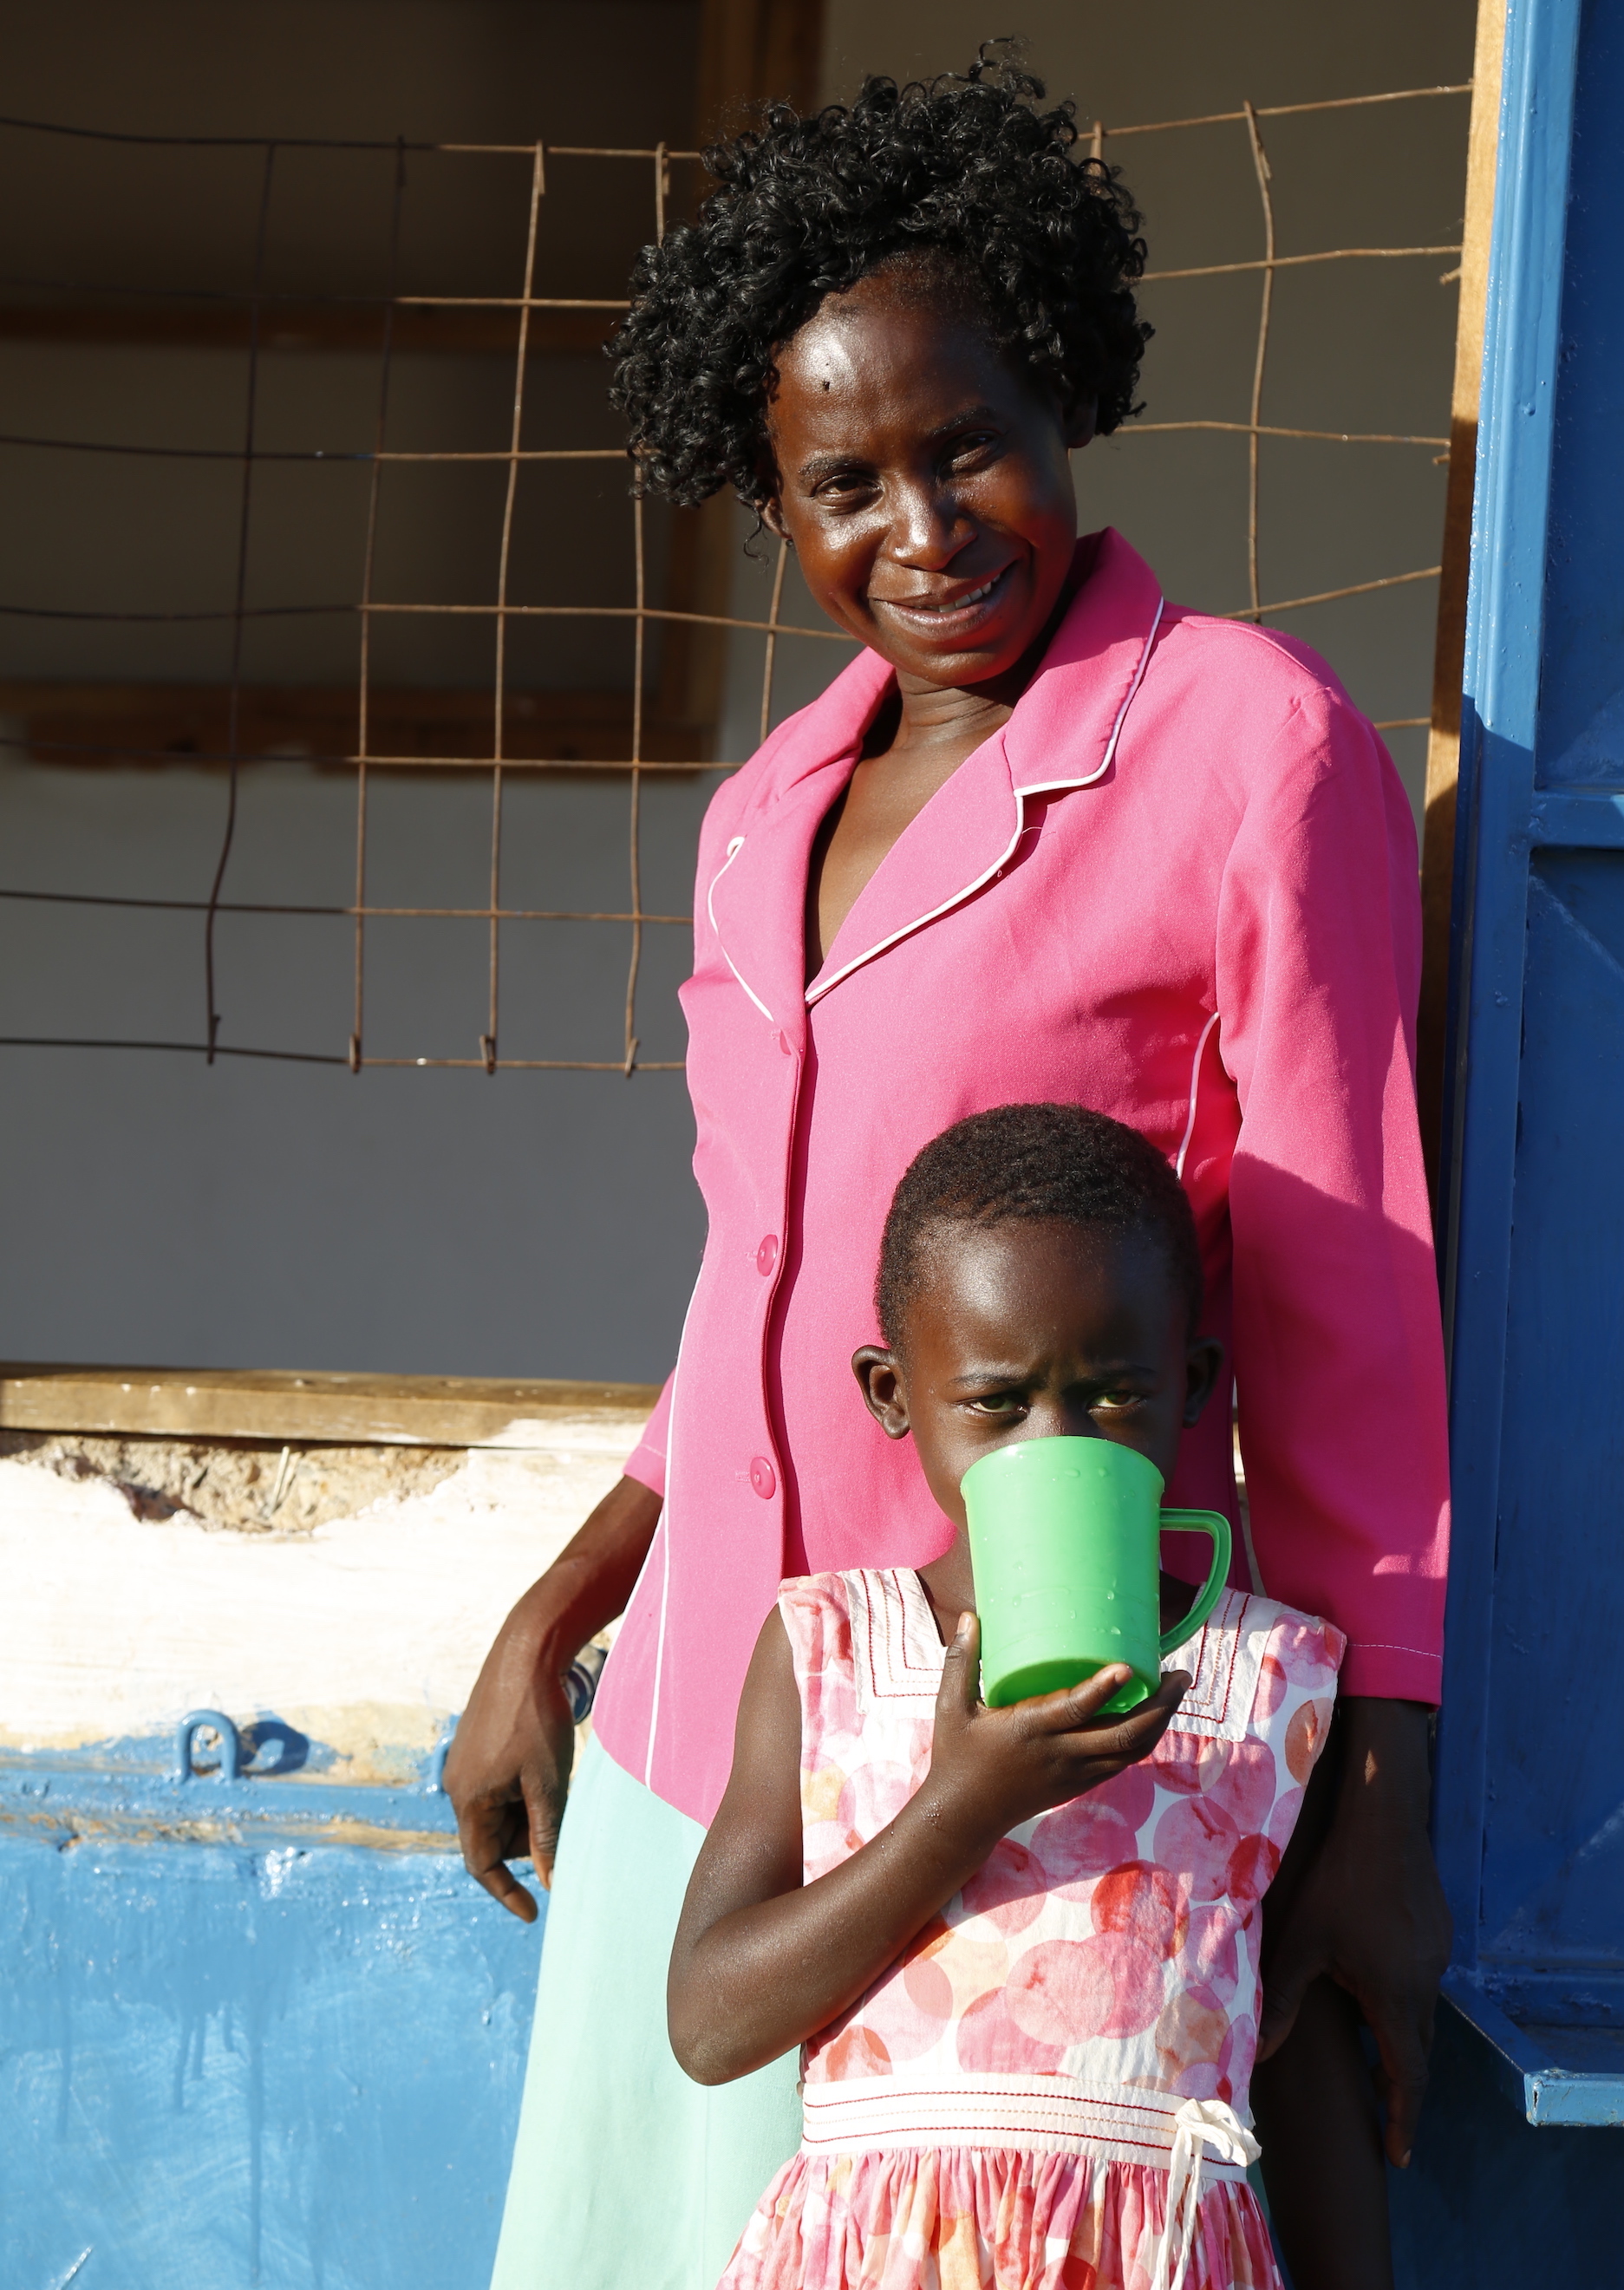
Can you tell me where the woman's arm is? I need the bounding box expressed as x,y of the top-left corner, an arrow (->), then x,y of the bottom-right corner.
444,1472 -> 662,1920
1254,1977 -> 1393,2290
1216,683 -> 1452,2154
669,1609 -> 1188,2085
1256,1698 -> 1449,2168
1253,1703 -> 1395,2290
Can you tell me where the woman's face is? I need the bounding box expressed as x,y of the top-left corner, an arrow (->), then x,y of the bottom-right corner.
762,267 -> 1092,690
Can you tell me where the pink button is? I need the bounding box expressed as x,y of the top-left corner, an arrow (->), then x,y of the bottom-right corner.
749,1456 -> 777,1499
755,1234 -> 779,1276
774,1029 -> 793,1056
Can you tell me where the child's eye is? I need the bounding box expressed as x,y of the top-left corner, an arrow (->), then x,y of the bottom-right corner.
1093,1391 -> 1142,1414
969,1392 -> 1024,1416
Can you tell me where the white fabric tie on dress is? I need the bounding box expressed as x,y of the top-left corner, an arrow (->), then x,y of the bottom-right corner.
1149,2098 -> 1263,2290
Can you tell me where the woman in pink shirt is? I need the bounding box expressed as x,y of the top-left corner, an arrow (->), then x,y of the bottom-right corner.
453,62 -> 1450,2290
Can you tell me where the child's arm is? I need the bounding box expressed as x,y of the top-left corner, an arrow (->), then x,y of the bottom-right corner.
668,1607 -> 1187,2085
1251,1707 -> 1395,2290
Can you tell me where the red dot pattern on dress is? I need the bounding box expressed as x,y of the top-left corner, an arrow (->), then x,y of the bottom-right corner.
959,1839 -> 1048,1934
1285,1696 -> 1334,1784
1009,1932 -> 1171,2045
1091,1860 -> 1189,1959
955,1980 -> 1066,2075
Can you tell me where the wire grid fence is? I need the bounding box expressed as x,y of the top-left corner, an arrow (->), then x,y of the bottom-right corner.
0,81 -> 1469,1077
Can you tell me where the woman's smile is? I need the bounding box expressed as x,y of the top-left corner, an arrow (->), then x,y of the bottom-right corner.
871,561 -> 1017,636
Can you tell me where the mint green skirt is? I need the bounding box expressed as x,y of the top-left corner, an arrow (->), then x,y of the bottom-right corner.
490,1737 -> 803,2290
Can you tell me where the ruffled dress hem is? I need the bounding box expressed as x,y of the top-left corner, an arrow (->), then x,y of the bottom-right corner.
719,2145 -> 1278,2290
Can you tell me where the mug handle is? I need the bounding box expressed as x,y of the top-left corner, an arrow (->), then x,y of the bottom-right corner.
1157,1509 -> 1233,1657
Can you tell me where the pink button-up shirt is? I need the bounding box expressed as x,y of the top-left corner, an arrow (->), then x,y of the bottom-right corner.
594,530 -> 1450,1825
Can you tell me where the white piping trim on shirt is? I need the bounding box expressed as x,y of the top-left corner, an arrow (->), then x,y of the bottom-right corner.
805,796 -> 1030,1005
1020,592 -> 1166,798
707,833 -> 776,1025
805,595 -> 1167,1007
1174,1008 -> 1222,1181
639,1282 -> 700,1788
642,1521 -> 672,1790
1178,1014 -> 1259,1595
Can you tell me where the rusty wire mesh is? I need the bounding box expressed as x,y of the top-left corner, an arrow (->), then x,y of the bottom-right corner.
0,81 -> 1468,1074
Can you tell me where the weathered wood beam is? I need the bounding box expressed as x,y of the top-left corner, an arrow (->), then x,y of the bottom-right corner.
0,1364 -> 661,1447
655,1 -> 826,747
695,0 -> 825,142
1419,0 -> 1506,1197
0,682 -> 708,769
0,301 -> 620,356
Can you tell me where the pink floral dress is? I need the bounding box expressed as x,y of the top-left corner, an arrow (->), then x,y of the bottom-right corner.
717,1569 -> 1344,2290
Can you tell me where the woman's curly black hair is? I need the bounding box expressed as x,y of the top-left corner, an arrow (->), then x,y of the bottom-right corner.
609,54 -> 1150,513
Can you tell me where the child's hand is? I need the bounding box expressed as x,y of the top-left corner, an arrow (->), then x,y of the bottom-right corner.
922,1611 -> 1189,1850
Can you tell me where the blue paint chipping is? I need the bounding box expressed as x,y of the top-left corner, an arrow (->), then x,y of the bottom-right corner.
1,1753 -> 541,2290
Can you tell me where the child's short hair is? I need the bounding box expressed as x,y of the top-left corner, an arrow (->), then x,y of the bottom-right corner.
877,1103 -> 1203,1347
610,55 -> 1149,514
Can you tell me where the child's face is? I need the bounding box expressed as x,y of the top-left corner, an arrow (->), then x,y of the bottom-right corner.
852,1217 -> 1223,1532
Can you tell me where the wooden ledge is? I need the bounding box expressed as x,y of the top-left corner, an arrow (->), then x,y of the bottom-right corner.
0,682 -> 710,771
0,1365 -> 661,1449
0,301 -> 619,357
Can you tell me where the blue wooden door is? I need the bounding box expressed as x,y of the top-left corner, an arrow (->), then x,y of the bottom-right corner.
1382,9 -> 1624,2274
1433,0 -> 1624,2115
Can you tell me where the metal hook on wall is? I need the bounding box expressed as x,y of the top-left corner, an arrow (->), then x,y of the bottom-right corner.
425,1719 -> 458,1796
174,1708 -> 243,1783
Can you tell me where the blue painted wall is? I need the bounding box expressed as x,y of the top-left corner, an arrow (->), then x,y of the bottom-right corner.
0,1823 -> 540,2290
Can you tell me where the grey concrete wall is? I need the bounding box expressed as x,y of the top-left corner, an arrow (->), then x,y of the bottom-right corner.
0,737 -> 716,1380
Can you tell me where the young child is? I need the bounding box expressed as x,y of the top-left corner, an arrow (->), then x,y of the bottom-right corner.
669,1105 -> 1352,2290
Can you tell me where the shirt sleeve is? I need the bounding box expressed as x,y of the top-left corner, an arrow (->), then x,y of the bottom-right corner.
622,1371 -> 674,1499
1216,675 -> 1450,1704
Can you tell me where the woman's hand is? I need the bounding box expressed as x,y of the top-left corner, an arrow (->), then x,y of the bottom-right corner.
444,1474 -> 662,1920
441,1579 -> 581,1922
918,1612 -> 1190,1856
1256,1697 -> 1451,2168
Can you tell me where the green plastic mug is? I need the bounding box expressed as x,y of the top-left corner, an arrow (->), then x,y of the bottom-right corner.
962,1436 -> 1233,1713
